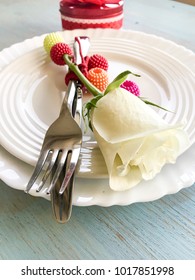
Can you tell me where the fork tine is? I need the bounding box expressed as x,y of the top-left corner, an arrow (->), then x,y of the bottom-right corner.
36,149 -> 59,192
46,149 -> 68,194
59,147 -> 81,195
25,149 -> 51,193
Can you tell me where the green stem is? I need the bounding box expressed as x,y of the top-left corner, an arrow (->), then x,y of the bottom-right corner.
63,54 -> 103,97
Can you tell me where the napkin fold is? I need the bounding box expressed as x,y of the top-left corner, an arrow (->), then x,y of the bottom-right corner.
91,88 -> 189,191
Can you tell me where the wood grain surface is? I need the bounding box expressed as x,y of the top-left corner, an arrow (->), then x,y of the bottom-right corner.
0,0 -> 195,260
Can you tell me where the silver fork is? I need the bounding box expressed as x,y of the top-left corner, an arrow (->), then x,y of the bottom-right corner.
26,36 -> 90,195
51,82 -> 82,222
50,37 -> 90,222
26,36 -> 89,223
25,80 -> 82,195
51,36 -> 90,223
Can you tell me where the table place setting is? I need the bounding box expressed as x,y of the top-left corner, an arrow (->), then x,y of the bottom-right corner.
1,28 -> 195,221
0,0 -> 195,262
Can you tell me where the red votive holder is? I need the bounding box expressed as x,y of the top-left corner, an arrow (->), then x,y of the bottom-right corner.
59,1 -> 124,30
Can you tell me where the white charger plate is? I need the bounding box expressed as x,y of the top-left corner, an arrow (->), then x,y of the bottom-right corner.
0,29 -> 195,205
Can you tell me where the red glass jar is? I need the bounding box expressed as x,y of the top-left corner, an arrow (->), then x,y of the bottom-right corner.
59,1 -> 123,30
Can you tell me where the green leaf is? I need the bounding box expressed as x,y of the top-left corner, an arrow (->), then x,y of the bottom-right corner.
82,94 -> 103,131
104,70 -> 141,95
140,97 -> 173,113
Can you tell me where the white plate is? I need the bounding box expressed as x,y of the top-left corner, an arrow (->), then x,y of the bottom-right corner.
0,30 -> 195,172
0,29 -> 195,205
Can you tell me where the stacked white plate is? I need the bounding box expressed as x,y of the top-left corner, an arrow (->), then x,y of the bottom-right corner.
0,29 -> 195,206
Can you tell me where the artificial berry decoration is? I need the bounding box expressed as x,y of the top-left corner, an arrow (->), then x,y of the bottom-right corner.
87,67 -> 109,92
43,32 -> 64,54
65,71 -> 78,86
120,80 -> 140,96
50,43 -> 73,66
88,54 -> 109,71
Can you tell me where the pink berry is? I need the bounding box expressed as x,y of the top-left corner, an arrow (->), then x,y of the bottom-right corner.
120,80 -> 140,96
50,42 -> 72,65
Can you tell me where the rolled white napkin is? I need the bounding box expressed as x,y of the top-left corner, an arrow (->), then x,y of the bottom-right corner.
91,88 -> 189,191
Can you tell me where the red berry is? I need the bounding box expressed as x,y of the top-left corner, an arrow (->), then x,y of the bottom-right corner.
120,80 -> 140,96
50,43 -> 72,65
88,54 -> 109,71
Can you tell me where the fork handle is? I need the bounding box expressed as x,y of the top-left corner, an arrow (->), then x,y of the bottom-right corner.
60,80 -> 77,117
51,170 -> 75,223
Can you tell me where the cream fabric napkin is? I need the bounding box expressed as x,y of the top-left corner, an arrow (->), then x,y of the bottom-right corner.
91,88 -> 189,191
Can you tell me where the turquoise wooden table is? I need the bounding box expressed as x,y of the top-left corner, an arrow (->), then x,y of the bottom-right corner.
0,0 -> 195,260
